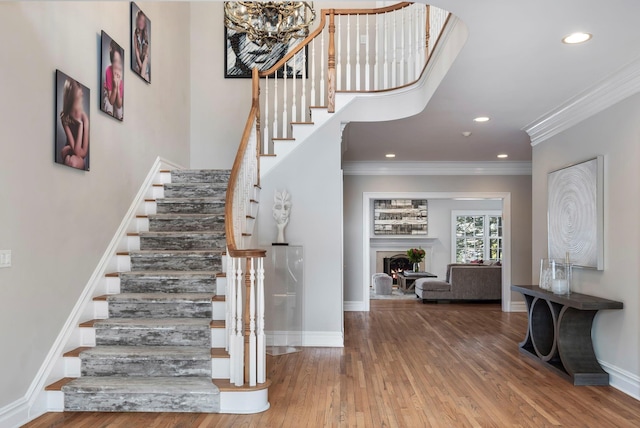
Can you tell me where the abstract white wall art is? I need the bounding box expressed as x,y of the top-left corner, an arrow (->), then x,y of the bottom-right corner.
548,156 -> 604,270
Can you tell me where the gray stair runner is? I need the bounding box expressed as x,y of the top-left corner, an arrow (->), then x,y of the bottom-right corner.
63,169 -> 229,413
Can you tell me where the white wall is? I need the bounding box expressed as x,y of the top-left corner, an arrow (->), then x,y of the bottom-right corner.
256,120 -> 345,346
344,175 -> 532,302
532,93 -> 640,394
0,1 -> 191,410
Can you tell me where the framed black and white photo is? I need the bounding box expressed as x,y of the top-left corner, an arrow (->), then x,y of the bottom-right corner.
100,31 -> 124,120
548,157 -> 604,270
131,2 -> 151,83
225,27 -> 308,78
373,200 -> 428,236
55,70 -> 90,171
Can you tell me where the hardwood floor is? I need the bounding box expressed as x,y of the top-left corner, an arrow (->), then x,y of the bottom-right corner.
24,301 -> 640,427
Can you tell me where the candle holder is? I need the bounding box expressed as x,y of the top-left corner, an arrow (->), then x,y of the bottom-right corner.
540,258 -> 572,294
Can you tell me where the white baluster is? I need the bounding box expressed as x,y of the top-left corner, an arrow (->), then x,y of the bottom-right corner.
399,8 -> 405,85
383,12 -> 389,89
336,15 -> 342,91
264,74 -> 269,154
301,49 -> 307,122
310,38 -> 316,108
392,11 -> 397,88
234,259 -> 244,386
320,28 -> 325,105
283,63 -> 288,138
249,258 -> 257,386
355,14 -> 361,91
407,8 -> 413,83
365,14 -> 370,91
291,53 -> 297,124
257,257 -> 266,383
273,72 -> 279,140
346,14 -> 351,91
375,14 -> 380,90
228,257 -> 237,378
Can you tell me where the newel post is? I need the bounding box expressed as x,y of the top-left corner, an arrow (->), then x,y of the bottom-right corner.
327,9 -> 336,113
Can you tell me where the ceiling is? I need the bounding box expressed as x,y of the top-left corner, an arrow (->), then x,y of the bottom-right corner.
342,0 -> 640,162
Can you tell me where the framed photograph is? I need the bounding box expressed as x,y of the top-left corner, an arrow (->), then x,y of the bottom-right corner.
548,156 -> 604,269
373,200 -> 428,235
100,31 -> 124,121
131,2 -> 151,83
55,70 -> 90,171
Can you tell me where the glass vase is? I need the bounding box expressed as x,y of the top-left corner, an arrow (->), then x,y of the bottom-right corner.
540,258 -> 571,294
413,262 -> 420,273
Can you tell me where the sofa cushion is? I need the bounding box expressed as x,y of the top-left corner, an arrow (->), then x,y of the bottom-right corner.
415,278 -> 451,292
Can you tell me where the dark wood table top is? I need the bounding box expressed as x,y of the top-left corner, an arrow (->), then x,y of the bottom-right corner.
511,285 -> 623,310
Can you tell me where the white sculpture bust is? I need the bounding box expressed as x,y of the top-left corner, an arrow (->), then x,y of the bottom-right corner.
272,190 -> 291,244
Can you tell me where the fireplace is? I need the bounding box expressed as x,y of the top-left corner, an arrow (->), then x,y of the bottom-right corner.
383,254 -> 412,284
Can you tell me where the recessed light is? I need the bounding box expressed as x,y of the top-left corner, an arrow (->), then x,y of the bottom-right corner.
473,116 -> 490,123
497,154 -> 508,159
462,131 -> 472,137
562,32 -> 592,44
385,153 -> 396,158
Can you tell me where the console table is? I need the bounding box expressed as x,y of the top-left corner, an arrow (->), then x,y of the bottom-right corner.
511,285 -> 623,386
397,271 -> 436,293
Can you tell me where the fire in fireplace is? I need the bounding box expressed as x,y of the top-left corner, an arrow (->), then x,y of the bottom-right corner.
383,254 -> 412,284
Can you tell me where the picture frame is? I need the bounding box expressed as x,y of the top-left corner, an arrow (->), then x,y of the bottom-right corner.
131,2 -> 151,83
224,24 -> 308,78
100,31 -> 124,121
373,199 -> 428,236
55,70 -> 90,171
548,156 -> 604,270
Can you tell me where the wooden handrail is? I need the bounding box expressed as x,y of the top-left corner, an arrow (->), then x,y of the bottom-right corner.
259,2 -> 413,79
225,68 -> 265,258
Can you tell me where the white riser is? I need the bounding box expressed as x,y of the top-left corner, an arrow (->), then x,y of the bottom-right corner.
117,254 -> 131,272
157,171 -> 172,184
212,301 -> 225,321
220,389 -> 270,414
79,327 -> 96,347
106,276 -> 120,294
143,201 -> 157,215
148,186 -> 164,199
290,123 -> 316,142
274,140 -> 296,158
217,278 -> 226,296
47,390 -> 65,412
212,358 -> 230,379
94,301 -> 109,319
310,108 -> 331,123
211,328 -> 226,348
64,357 -> 81,377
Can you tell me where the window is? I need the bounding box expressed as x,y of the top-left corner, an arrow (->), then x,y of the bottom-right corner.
452,211 -> 503,263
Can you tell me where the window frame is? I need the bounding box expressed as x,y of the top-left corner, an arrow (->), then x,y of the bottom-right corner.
451,210 -> 503,263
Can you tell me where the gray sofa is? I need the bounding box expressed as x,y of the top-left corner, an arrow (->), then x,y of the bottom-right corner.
415,264 -> 502,302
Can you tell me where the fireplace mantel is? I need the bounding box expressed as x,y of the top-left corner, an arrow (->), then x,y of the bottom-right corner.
370,236 -> 438,247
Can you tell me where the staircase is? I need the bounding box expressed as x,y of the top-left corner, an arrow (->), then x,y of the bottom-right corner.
50,170 -> 239,413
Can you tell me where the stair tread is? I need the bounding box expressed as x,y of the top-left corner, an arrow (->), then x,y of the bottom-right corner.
118,270 -> 219,276
62,376 -> 219,394
104,293 -> 215,303
94,318 -> 212,328
139,231 -> 225,236
76,345 -> 212,360
46,377 -> 75,391
291,121 -> 314,125
129,250 -> 225,255
158,198 -> 225,203
210,320 -> 225,328
211,348 -> 229,358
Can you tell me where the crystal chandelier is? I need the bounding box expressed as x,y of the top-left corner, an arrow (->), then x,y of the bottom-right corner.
225,1 -> 316,50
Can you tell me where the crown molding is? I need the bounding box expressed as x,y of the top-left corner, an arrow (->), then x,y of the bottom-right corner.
524,56 -> 640,146
342,161 -> 532,176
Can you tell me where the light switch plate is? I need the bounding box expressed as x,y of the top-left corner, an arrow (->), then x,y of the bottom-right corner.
0,250 -> 11,268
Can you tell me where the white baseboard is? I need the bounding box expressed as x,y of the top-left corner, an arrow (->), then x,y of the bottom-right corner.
344,301 -> 365,311
0,157 -> 184,428
302,331 -> 344,347
509,301 -> 527,313
599,360 -> 640,400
